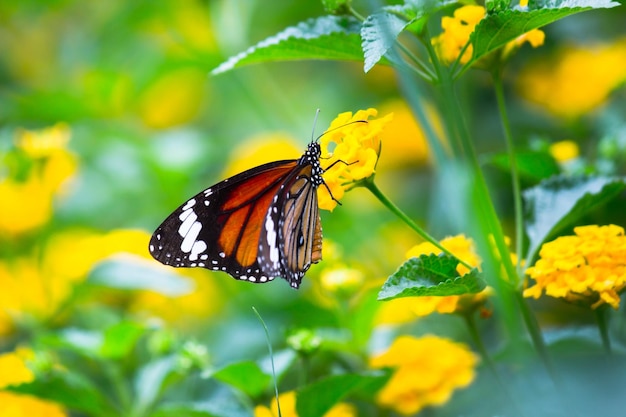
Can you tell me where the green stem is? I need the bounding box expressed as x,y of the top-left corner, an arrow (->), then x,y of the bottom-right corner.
594,305 -> 612,354
436,67 -> 555,376
464,313 -> 527,417
395,41 -> 437,82
252,307 -> 282,417
464,313 -> 497,374
362,178 -> 473,271
492,70 -> 523,274
515,291 -> 555,377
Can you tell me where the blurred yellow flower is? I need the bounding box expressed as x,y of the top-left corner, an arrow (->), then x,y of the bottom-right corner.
0,348 -> 35,388
15,123 -> 71,158
376,235 -> 491,324
138,67 -> 207,128
377,99 -> 445,168
524,225 -> 626,309
432,5 -> 544,65
0,229 -> 149,335
432,5 -> 485,65
319,108 -> 393,211
0,348 -> 67,417
222,133 -> 301,178
0,392 -> 67,417
254,391 -> 356,417
549,140 -> 579,163
0,228 -> 219,334
0,124 -> 77,236
518,38 -> 626,119
370,335 -> 477,415
319,265 -> 364,295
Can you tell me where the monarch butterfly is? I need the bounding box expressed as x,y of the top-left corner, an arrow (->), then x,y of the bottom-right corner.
149,134 -> 340,289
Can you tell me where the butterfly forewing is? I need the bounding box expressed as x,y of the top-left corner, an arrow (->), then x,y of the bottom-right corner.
149,160 -> 298,283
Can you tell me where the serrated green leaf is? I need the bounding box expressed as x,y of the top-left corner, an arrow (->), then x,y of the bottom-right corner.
100,321 -> 145,359
470,0 -> 619,65
529,0 -> 618,8
296,373 -> 387,417
211,16 -> 362,75
361,6 -> 419,72
378,254 -> 485,301
523,175 -> 626,263
212,361 -> 271,397
8,371 -> 115,416
88,255 -> 193,296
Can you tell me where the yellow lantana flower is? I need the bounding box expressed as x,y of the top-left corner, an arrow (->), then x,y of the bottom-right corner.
524,225 -> 626,309
138,67 -> 207,129
0,348 -> 67,417
370,335 -> 478,415
319,108 -> 393,211
254,391 -> 356,417
432,5 -> 545,65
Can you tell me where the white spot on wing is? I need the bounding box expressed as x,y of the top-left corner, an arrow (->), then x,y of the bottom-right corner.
181,221 -> 202,253
189,240 -> 207,261
178,210 -> 198,236
182,198 -> 196,210
265,212 -> 279,267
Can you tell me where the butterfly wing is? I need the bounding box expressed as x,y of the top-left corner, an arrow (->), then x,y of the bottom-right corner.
149,159 -> 299,284
258,163 -> 323,288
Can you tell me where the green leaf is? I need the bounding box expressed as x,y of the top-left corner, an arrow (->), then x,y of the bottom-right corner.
100,321 -> 145,359
378,254 -> 486,301
134,356 -> 178,414
296,373 -> 387,417
470,0 -> 619,65
211,16 -> 362,75
523,175 -> 626,263
8,371 -> 115,416
487,150 -> 560,182
361,6 -> 419,72
88,255 -> 193,296
212,361 -> 271,397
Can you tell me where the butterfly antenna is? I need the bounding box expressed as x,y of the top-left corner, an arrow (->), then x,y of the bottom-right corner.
310,108 -> 321,142
315,119 -> 368,142
252,306 -> 282,417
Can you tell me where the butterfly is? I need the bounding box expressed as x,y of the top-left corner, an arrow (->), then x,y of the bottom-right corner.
149,139 -> 333,289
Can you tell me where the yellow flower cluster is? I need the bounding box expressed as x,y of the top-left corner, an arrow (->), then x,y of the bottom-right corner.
518,38 -> 626,119
254,391 -> 356,417
432,5 -> 544,65
370,335 -> 477,415
319,108 -> 393,211
432,5 -> 485,65
0,349 -> 67,417
525,225 -> 626,309
0,123 -> 76,235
